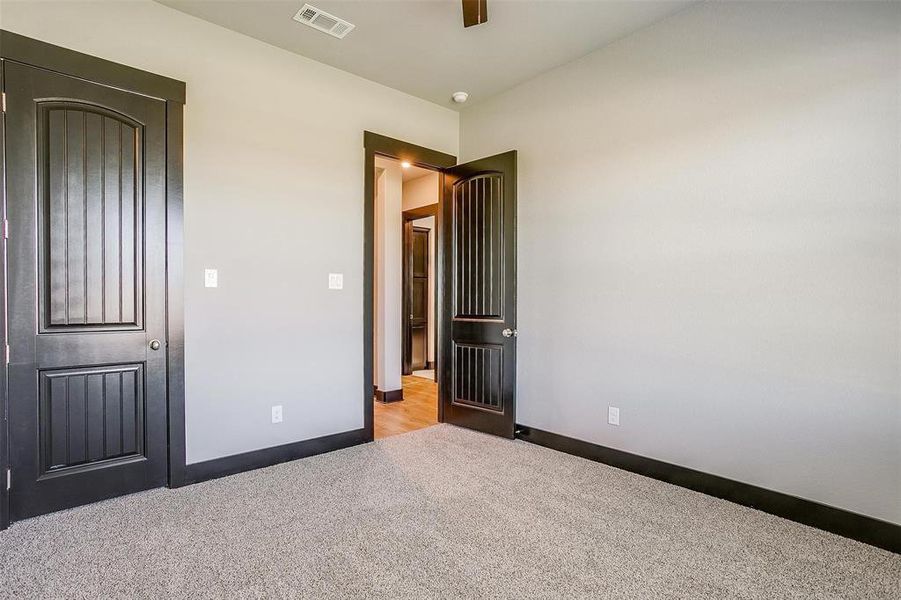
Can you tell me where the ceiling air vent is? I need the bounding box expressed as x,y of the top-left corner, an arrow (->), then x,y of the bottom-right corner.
293,4 -> 355,39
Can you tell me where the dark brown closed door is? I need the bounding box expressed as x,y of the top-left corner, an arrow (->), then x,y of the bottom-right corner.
5,62 -> 168,519
409,226 -> 430,371
440,151 -> 516,438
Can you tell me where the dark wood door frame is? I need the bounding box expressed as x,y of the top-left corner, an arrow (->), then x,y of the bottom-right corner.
363,132 -> 455,441
0,31 -> 186,530
402,203 -> 439,378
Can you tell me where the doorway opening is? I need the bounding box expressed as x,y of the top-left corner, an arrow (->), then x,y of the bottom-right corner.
363,133 -> 455,442
403,203 -> 439,381
373,156 -> 440,439
363,132 -> 518,444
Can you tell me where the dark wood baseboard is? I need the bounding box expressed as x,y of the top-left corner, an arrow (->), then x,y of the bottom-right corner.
375,388 -> 404,403
181,428 -> 367,486
426,361 -> 436,370
515,425 -> 900,554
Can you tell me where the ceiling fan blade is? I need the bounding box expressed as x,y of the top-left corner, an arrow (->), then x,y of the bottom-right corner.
462,0 -> 488,28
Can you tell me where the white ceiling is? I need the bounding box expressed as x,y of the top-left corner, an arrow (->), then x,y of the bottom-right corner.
157,0 -> 694,109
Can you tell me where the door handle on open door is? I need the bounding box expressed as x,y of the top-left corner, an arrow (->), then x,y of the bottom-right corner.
502,328 -> 517,338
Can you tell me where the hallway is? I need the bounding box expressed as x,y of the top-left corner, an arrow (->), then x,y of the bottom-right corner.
374,375 -> 438,439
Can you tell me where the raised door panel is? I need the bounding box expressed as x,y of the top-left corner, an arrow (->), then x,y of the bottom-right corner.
39,365 -> 145,476
454,174 -> 504,321
412,278 -> 427,320
411,328 -> 427,371
39,102 -> 144,332
412,229 -> 429,277
453,342 -> 503,412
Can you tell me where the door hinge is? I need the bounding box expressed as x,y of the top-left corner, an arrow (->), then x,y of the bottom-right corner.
5,469 -> 9,491
1,92 -> 6,113
4,344 -> 9,366
3,218 -> 8,240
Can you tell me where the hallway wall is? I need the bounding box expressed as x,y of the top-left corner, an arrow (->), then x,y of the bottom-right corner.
374,160 -> 404,393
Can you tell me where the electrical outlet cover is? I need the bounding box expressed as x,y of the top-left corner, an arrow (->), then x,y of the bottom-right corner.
204,268 -> 218,288
608,406 -> 620,426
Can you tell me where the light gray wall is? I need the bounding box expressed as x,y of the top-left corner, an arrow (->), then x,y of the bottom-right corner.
461,1 -> 900,523
1,1 -> 458,463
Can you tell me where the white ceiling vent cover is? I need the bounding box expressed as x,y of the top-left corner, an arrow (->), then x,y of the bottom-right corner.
293,4 -> 355,39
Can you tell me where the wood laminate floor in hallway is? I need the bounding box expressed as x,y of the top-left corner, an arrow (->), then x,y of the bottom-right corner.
374,374 -> 438,439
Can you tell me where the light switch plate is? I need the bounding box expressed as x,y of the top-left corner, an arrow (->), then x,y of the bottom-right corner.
204,268 -> 218,288
608,406 -> 620,426
271,405 -> 283,424
328,273 -> 344,290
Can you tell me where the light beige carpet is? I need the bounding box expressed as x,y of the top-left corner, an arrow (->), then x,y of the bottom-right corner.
0,424 -> 898,599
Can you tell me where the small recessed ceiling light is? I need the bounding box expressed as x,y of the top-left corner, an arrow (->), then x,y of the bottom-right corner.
401,161 -> 411,169
452,91 -> 469,104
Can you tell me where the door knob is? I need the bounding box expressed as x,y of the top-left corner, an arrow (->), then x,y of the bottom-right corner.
502,328 -> 517,338
149,339 -> 161,351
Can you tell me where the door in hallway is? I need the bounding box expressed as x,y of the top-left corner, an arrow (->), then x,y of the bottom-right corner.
440,151 -> 517,438
4,62 -> 170,520
407,226 -> 430,371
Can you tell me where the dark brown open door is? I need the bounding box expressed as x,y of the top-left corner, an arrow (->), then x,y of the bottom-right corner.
440,151 -> 516,438
5,62 -> 169,519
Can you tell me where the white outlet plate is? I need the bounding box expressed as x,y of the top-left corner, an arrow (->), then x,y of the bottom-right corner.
271,405 -> 283,424
204,268 -> 218,288
328,273 -> 344,290
608,406 -> 620,426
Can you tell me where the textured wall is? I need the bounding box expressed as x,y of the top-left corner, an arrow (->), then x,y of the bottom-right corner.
461,1 -> 900,523
1,0 -> 458,463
